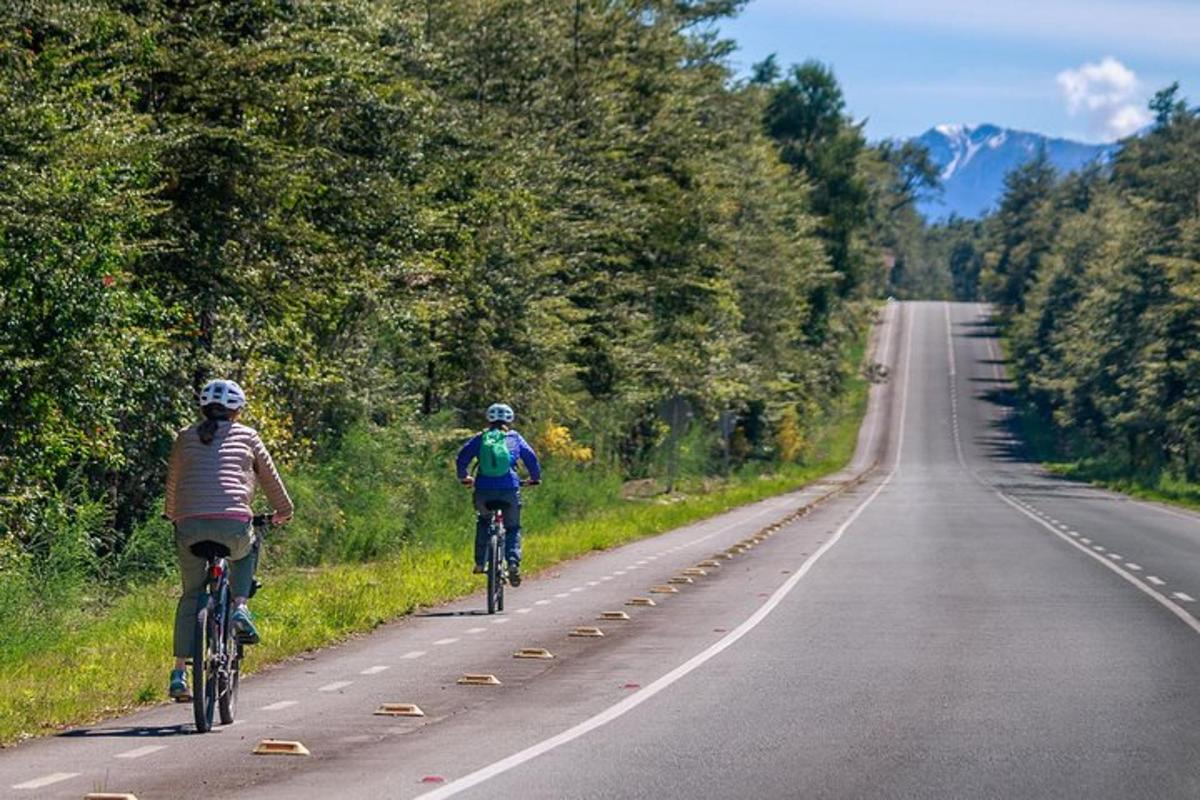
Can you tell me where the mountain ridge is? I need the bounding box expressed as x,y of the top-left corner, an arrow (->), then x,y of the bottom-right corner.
912,124 -> 1118,221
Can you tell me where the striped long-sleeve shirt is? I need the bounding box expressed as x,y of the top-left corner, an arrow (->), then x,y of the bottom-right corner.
164,421 -> 293,522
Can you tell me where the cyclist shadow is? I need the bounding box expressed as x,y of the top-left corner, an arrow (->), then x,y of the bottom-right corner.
59,724 -> 195,738
415,610 -> 492,618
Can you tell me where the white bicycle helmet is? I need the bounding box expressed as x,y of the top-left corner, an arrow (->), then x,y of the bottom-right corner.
486,402 -> 515,423
198,379 -> 247,411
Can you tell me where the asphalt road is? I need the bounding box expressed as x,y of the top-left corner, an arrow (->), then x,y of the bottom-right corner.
6,301 -> 1200,799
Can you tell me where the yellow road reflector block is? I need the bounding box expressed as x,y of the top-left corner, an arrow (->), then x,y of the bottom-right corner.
253,739 -> 311,756
85,794 -> 138,800
458,673 -> 502,685
626,597 -> 656,606
681,568 -> 707,576
668,576 -> 694,584
650,585 -> 679,593
570,626 -> 605,637
714,552 -> 735,560
598,611 -> 631,621
698,560 -> 722,568
374,703 -> 425,717
513,648 -> 555,659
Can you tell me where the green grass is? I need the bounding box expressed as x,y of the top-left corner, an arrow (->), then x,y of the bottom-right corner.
0,366 -> 868,746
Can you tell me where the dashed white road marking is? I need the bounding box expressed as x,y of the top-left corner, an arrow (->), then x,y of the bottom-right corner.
492,617 -> 510,624
600,576 -> 614,582
569,587 -> 584,593
1108,553 -> 1123,560
534,599 -> 551,606
554,593 -> 570,599
400,650 -> 427,660
1057,524 -> 1069,530
12,773 -> 79,790
361,665 -> 390,675
1126,563 -> 1143,571
261,700 -> 298,711
319,680 -> 354,692
614,571 -> 627,576
1173,592 -> 1196,603
414,300 -> 917,800
116,744 -> 166,759
515,608 -> 532,614
433,638 -> 460,646
587,581 -> 600,586
1093,545 -> 1106,552
466,627 -> 486,634
1080,537 -> 1092,544
1148,576 -> 1166,586
1067,531 -> 1079,537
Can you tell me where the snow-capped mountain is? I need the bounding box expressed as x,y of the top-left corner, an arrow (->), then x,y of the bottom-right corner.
913,124 -> 1118,221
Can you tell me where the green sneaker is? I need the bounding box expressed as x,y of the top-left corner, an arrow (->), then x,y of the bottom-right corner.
169,668 -> 190,701
231,607 -> 260,644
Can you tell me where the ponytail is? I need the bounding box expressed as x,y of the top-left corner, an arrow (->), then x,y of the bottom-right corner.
198,404 -> 232,445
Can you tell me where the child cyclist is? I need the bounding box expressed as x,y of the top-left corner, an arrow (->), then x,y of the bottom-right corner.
455,403 -> 541,586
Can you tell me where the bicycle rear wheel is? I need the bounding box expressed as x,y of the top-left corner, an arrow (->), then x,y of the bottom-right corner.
191,603 -> 216,732
486,532 -> 500,615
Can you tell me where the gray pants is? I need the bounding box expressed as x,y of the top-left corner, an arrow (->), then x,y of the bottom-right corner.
174,518 -> 256,658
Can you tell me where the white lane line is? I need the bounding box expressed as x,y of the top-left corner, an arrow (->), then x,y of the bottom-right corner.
319,680 -> 354,692
534,599 -> 551,606
1067,531 -> 1079,537
600,576 -> 613,582
587,581 -> 600,586
261,700 -> 298,711
116,744 -> 167,759
945,302 -> 956,377
554,593 -> 570,599
413,292 -> 916,800
997,494 -> 1200,636
1108,553 -> 1123,560
361,665 -> 391,675
1080,537 -> 1092,544
1093,545 -> 1106,552
569,587 -> 584,593
1057,524 -> 1069,530
12,773 -> 79,790
466,627 -> 486,634
434,638 -> 460,646
1126,563 -> 1143,571
1148,576 -> 1166,586
515,608 -> 532,614
1050,519 -> 1060,525
614,571 -> 627,576
401,650 -> 427,660
492,618 -> 510,624
1173,592 -> 1196,603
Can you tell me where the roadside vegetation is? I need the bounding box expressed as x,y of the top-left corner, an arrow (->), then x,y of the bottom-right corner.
933,86 -> 1200,505
1,1 -> 920,743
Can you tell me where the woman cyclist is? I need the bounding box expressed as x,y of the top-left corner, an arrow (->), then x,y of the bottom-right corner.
163,379 -> 293,700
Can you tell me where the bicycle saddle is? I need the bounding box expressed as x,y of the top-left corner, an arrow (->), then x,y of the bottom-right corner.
189,540 -> 231,559
483,500 -> 510,511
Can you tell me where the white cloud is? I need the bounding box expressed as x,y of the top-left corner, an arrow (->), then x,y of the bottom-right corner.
1056,57 -> 1151,140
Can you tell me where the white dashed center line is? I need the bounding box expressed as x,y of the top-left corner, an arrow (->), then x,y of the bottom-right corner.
515,608 -> 532,614
1173,592 -> 1196,603
466,627 -> 486,634
570,587 -> 584,593
1080,537 -> 1092,545
319,680 -> 354,692
434,638 -> 460,646
492,617 -> 510,624
1148,576 -> 1167,586
115,744 -> 166,759
361,665 -> 390,675
1126,563 -> 1143,571
600,576 -> 614,581
400,650 -> 427,660
261,700 -> 298,711
12,773 -> 79,790
534,599 -> 551,606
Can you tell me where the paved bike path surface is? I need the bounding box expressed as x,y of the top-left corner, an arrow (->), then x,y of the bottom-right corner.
10,302 -> 1200,799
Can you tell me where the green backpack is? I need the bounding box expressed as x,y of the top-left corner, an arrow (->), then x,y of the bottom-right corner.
478,429 -> 512,477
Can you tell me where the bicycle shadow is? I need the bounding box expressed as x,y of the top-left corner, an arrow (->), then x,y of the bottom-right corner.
58,724 -> 195,738
415,610 -> 491,618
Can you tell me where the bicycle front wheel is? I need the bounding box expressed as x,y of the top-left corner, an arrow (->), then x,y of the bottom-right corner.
191,604 -> 216,733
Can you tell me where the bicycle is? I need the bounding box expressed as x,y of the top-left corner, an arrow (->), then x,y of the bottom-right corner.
185,513 -> 271,733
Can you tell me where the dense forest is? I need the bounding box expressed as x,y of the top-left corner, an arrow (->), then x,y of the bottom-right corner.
956,85 -> 1200,487
0,2 -> 936,634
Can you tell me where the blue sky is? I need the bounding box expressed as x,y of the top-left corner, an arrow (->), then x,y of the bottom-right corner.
717,0 -> 1200,143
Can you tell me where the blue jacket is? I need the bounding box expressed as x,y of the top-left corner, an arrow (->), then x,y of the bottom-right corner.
456,429 -> 542,490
